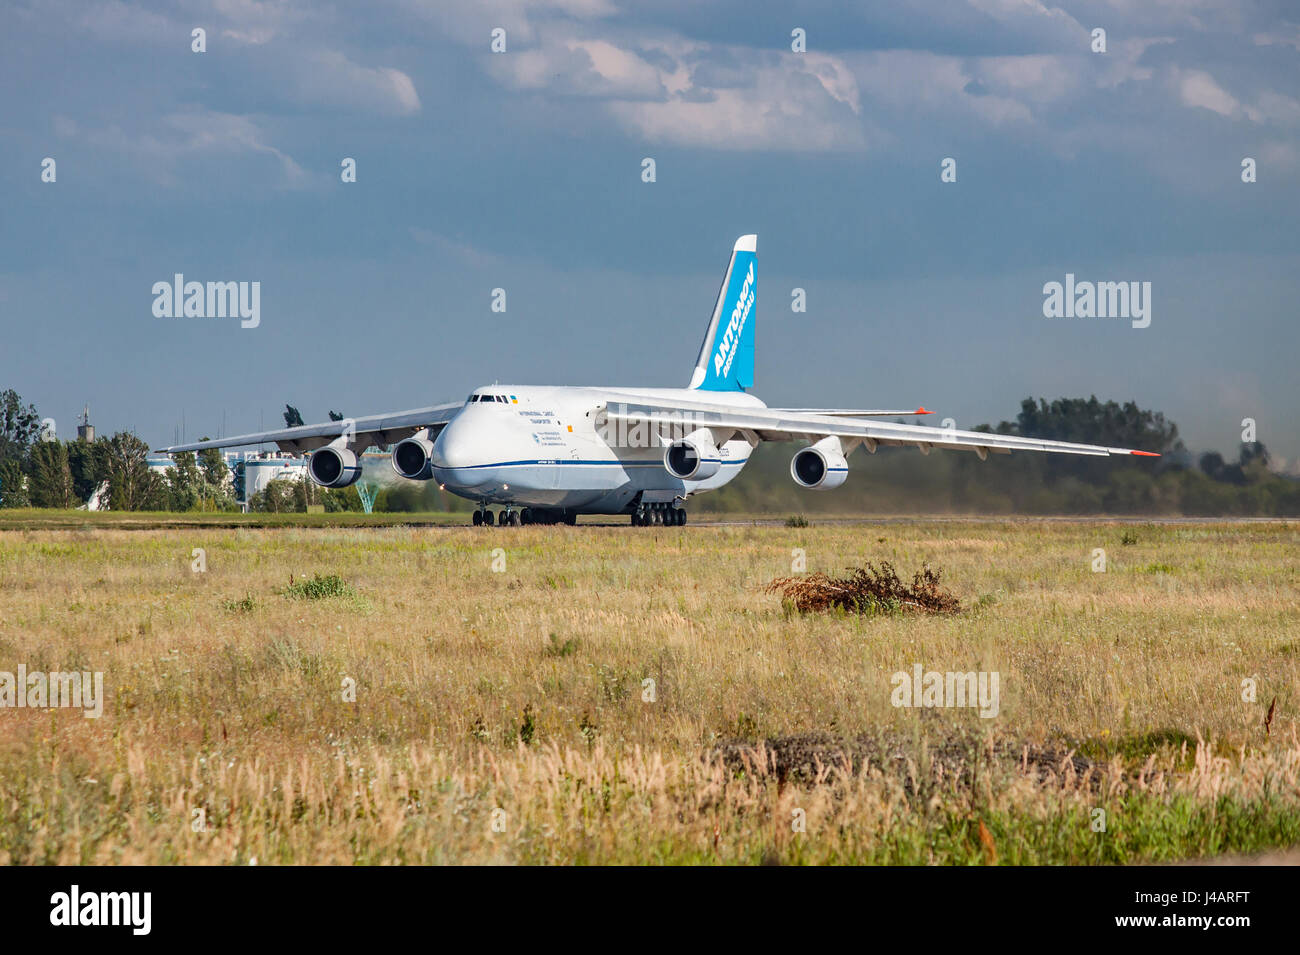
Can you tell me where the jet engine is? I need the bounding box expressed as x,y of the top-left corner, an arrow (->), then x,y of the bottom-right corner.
391,433 -> 435,481
663,430 -> 722,481
790,437 -> 848,490
308,446 -> 362,488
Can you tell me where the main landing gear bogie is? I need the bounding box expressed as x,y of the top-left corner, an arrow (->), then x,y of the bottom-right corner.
632,503 -> 686,527
473,506 -> 575,527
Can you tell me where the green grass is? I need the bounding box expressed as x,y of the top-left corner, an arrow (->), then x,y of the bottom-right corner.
0,508 -> 468,530
282,573 -> 356,601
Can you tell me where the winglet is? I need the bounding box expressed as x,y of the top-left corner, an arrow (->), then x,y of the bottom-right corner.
1130,450 -> 1161,457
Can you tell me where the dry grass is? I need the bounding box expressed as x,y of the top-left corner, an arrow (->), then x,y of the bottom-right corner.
0,518 -> 1297,864
766,561 -> 962,615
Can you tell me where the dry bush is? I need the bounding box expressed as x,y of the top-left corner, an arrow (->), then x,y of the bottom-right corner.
766,561 -> 961,615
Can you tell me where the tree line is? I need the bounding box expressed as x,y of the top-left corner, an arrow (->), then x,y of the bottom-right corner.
702,397 -> 1299,516
3,389 -> 1295,515
0,389 -> 233,511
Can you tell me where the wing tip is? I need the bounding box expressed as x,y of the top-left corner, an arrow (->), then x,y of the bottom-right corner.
915,407 -> 931,415
1130,450 -> 1161,457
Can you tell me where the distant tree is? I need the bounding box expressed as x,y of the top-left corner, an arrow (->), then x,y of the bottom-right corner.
248,477 -> 298,513
293,475 -> 321,510
103,432 -> 165,510
0,389 -> 40,468
1199,451 -> 1227,479
1239,441 -> 1270,469
323,486 -> 364,512
1199,447 -> 1260,485
283,405 -> 304,428
328,411 -> 344,421
986,396 -> 1181,485
246,475 -> 357,512
67,437 -> 108,504
1000,396 -> 1182,454
28,439 -> 74,508
197,442 -> 228,487
164,451 -> 202,511
0,459 -> 28,508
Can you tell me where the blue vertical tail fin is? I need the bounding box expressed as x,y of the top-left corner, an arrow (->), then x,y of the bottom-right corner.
688,234 -> 756,391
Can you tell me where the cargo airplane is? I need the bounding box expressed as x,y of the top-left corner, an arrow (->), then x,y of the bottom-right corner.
157,235 -> 1158,525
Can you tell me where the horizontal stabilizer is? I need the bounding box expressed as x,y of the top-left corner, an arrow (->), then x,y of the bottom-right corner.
767,407 -> 932,418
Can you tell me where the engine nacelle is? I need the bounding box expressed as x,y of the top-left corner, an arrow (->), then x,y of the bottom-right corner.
391,435 -> 435,481
308,446 -> 362,488
664,431 -> 722,481
791,438 -> 848,490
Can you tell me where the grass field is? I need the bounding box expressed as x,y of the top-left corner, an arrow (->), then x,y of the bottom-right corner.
0,516 -> 1297,864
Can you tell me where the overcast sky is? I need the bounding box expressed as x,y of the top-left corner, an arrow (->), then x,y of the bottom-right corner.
2,1 -> 1297,464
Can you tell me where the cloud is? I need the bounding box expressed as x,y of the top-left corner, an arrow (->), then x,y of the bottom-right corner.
609,52 -> 868,151
493,33 -> 669,98
972,53 -> 1079,104
848,50 -> 1033,125
72,0 -> 175,43
79,109 -> 306,186
62,0 -> 419,117
1174,68 -> 1245,117
402,0 -> 617,47
481,17 -> 869,151
161,110 -> 306,178
290,51 -> 422,115
1253,90 -> 1300,127
213,0 -> 306,45
1253,26 -> 1300,51
394,0 -> 1300,164
963,0 -> 1089,47
408,228 -> 504,267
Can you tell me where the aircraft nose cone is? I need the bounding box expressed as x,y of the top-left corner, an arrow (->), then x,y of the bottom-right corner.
431,418 -> 474,470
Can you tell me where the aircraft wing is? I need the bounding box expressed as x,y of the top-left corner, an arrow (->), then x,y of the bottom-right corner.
601,398 -> 1160,460
154,403 -> 462,455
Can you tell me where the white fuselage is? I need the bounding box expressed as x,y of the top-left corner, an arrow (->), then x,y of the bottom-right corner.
430,385 -> 765,513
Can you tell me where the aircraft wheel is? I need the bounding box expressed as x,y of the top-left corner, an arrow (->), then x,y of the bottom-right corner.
677,508 -> 687,526
520,508 -> 532,525
508,510 -> 521,527
564,512 -> 577,526
652,508 -> 663,526
472,510 -> 483,526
